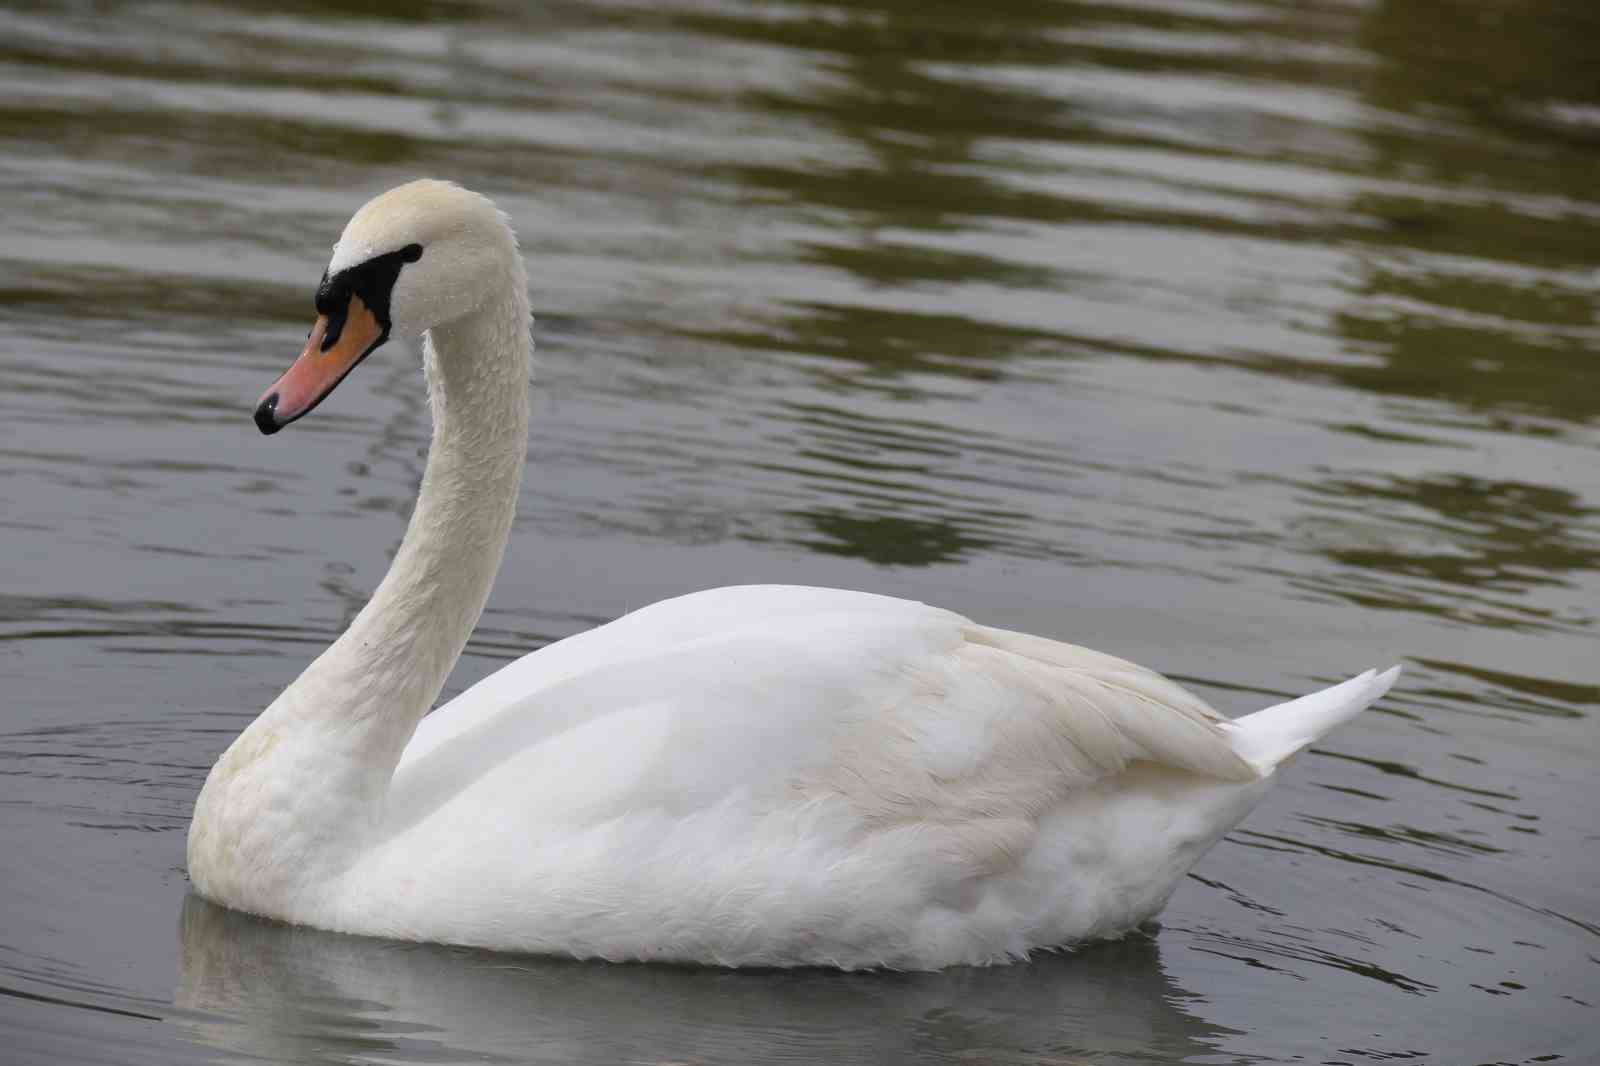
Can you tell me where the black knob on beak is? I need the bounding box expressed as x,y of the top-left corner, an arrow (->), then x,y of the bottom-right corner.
254,393 -> 282,435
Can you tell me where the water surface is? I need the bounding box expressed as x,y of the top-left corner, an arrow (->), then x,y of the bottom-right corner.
2,1 -> 1597,1063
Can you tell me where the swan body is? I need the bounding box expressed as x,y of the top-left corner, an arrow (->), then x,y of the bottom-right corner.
188,181 -> 1399,969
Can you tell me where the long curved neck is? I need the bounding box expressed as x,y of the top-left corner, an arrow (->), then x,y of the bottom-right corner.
192,277 -> 531,896
317,283 -> 532,772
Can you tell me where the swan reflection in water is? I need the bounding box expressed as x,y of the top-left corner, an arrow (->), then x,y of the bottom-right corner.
175,894 -> 1232,1065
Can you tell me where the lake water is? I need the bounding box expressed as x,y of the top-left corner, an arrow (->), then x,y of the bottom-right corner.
2,1 -> 1597,1062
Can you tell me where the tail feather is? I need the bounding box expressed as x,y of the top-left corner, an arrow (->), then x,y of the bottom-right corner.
1226,666 -> 1400,774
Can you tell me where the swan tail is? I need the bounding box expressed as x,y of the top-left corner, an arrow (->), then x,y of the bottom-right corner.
1226,666 -> 1401,775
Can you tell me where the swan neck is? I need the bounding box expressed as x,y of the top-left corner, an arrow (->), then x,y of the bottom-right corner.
189,278 -> 531,909
337,292 -> 531,753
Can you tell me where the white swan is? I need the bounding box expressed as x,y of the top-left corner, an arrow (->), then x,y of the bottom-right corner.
188,180 -> 1399,970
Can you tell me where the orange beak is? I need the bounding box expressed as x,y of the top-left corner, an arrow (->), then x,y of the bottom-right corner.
254,293 -> 386,435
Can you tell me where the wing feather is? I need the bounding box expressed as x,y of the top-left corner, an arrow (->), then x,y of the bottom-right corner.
393,587 -> 1256,857
810,625 -> 1257,843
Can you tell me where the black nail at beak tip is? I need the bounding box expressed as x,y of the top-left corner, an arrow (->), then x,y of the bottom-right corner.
254,394 -> 282,436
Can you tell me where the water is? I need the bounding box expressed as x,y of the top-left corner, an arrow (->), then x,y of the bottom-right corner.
2,0 -> 1597,1062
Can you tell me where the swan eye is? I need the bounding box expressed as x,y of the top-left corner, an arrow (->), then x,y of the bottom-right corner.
321,291 -> 350,352
314,243 -> 425,343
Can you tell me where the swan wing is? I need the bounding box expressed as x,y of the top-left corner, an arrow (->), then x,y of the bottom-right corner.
401,584 -> 951,765
348,586 -> 1394,965
387,585 -> 1256,838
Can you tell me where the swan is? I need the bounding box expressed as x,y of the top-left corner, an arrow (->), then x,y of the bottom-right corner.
188,179 -> 1399,969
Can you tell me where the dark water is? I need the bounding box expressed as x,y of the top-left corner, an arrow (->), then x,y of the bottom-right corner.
3,1 -> 1597,1062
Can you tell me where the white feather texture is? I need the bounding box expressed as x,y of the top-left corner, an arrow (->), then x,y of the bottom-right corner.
187,181 -> 1400,970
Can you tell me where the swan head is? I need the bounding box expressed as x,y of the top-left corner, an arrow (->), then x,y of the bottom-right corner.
254,179 -> 520,434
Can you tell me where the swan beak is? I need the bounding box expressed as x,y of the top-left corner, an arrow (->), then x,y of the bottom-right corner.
254,294 -> 386,435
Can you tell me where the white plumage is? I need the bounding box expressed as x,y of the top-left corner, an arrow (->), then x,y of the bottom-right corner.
187,181 -> 1399,969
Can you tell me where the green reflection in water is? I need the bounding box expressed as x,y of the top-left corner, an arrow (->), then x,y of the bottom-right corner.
1332,0 -> 1600,425
1312,474 -> 1599,593
798,510 -> 995,567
